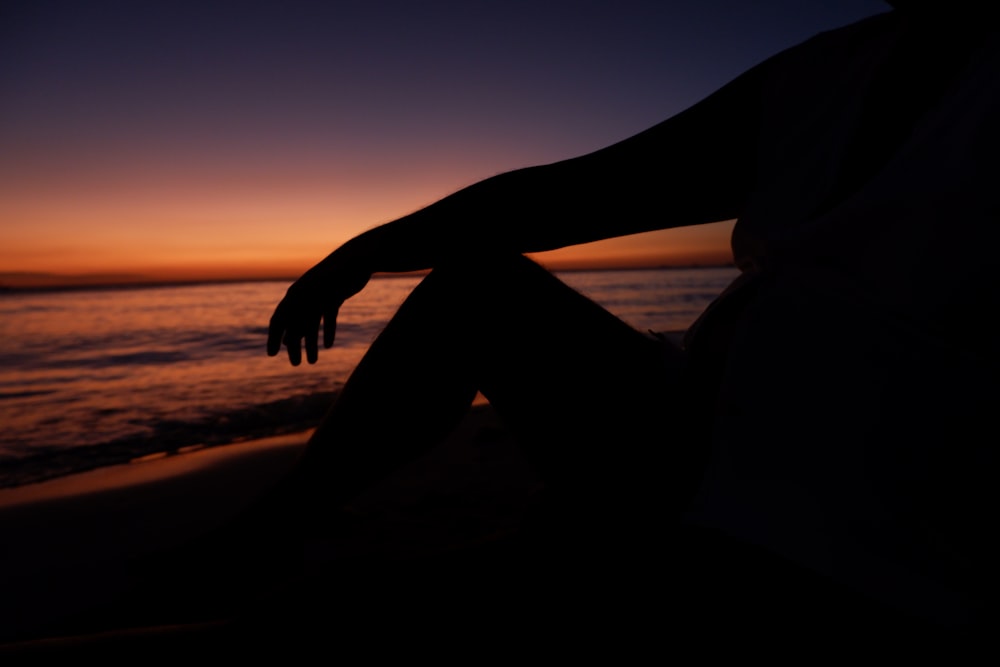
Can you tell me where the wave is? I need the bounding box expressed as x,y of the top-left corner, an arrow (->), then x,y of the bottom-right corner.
0,391 -> 337,489
0,389 -> 58,400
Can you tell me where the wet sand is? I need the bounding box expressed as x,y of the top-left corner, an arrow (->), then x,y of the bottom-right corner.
0,395 -> 969,655
0,403 -> 553,653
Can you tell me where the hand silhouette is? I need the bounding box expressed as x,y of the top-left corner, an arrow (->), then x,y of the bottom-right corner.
267,251 -> 372,366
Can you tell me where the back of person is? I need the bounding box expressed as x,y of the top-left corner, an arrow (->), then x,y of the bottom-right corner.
682,7 -> 999,630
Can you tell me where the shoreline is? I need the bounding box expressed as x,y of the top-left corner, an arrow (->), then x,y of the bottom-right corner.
0,401 -> 539,645
0,391 -> 341,490
0,429 -> 311,511
0,392 -> 497,491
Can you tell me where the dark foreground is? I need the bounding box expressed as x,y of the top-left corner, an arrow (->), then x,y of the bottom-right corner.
0,405 -> 986,658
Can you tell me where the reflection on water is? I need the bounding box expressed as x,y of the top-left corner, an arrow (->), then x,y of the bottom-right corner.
0,268 -> 737,482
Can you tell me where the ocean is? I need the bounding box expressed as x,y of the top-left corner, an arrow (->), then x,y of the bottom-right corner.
0,267 -> 738,488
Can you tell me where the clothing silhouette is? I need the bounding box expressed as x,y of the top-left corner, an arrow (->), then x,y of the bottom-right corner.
267,3 -> 997,634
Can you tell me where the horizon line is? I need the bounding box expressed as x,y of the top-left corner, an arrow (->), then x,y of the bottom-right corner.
0,261 -> 738,294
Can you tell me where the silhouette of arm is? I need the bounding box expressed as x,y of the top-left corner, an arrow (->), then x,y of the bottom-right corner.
269,59 -> 766,364
359,64 -> 764,273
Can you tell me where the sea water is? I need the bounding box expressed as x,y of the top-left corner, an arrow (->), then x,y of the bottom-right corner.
0,267 -> 737,486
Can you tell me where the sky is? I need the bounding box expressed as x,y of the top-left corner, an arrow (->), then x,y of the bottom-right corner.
1,0 -> 889,286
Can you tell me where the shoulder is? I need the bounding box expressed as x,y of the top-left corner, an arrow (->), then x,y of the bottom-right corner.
760,11 -> 899,85
783,11 -> 897,60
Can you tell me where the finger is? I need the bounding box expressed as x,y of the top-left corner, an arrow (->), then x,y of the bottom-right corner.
305,320 -> 320,364
267,312 -> 285,357
285,332 -> 303,366
323,304 -> 341,349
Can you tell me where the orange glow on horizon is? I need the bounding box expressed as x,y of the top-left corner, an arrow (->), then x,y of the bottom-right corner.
1,88 -> 738,290
1,143 -> 735,289
0,221 -> 735,289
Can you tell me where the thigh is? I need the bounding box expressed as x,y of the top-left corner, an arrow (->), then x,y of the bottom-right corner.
443,256 -> 703,514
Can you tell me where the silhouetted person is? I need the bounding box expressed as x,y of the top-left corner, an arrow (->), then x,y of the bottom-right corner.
266,1 -> 997,639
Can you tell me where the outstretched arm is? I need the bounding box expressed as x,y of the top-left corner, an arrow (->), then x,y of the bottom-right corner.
268,59 -> 766,364
356,61 -> 765,273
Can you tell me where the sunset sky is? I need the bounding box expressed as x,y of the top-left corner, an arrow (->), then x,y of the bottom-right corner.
2,0 -> 888,286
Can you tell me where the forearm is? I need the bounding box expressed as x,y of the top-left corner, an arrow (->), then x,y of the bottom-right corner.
350,148 -> 751,274
341,167 -> 577,273
341,57 -> 766,274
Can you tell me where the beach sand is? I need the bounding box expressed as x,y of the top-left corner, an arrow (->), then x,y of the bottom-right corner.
0,394 -> 965,655
0,402 -> 558,654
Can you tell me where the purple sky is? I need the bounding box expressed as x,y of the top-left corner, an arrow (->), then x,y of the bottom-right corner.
1,0 -> 890,282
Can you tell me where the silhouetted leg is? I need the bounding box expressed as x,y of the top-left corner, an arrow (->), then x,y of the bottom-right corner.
290,255 -> 702,534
